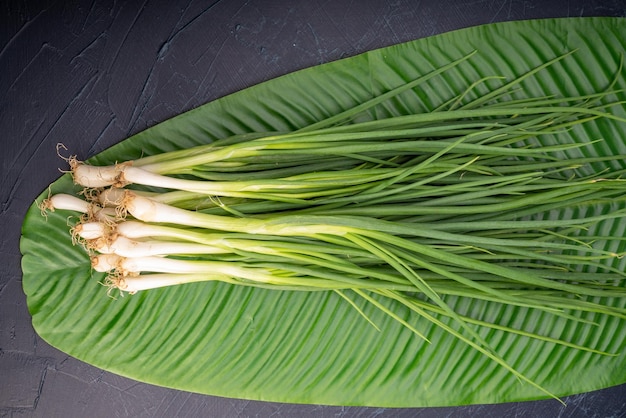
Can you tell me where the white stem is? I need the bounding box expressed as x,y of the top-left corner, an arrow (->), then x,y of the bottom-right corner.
123,192 -> 350,237
125,256 -> 217,275
123,193 -> 163,222
116,221 -> 229,248
72,162 -> 125,188
92,235 -> 228,257
108,258 -> 293,293
43,194 -> 92,213
123,192 -> 265,232
97,187 -> 128,207
91,254 -> 122,272
113,273 -> 227,293
116,256 -> 275,281
42,194 -> 118,221
120,166 -> 217,193
75,221 -> 108,240
116,220 -> 187,239
95,207 -> 118,222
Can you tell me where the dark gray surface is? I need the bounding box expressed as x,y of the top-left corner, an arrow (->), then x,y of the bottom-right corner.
2,1 -> 626,417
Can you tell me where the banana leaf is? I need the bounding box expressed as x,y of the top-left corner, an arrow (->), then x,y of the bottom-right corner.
20,17 -> 626,407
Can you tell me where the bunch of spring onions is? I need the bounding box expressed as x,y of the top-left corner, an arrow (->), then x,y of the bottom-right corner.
42,51 -> 626,401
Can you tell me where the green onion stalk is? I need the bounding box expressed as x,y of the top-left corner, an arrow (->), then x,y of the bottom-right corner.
43,50 -> 626,403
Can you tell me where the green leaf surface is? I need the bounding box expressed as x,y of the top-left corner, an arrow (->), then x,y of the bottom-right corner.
21,17 -> 626,407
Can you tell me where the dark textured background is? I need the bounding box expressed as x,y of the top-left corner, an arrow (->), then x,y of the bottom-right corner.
2,1 -> 626,417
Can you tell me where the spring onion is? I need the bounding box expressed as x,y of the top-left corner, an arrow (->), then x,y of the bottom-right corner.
43,50 -> 626,403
